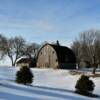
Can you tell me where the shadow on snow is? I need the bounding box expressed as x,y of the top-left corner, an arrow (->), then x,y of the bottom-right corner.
0,83 -> 98,100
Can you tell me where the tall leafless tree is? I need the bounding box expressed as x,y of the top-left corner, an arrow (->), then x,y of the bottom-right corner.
0,35 -> 40,66
71,40 -> 81,69
23,43 -> 40,58
72,30 -> 100,74
0,34 -> 7,59
2,36 -> 26,66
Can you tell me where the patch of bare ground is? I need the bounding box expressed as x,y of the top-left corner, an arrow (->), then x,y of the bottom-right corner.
69,70 -> 100,78
69,70 -> 85,75
87,74 -> 100,78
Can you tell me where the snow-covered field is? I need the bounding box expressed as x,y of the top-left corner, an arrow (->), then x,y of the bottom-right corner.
0,66 -> 100,100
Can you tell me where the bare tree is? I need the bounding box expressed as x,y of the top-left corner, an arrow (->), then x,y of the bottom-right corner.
0,34 -> 40,66
72,30 -> 100,74
0,34 -> 7,59
71,40 -> 81,69
4,36 -> 26,66
23,43 -> 40,58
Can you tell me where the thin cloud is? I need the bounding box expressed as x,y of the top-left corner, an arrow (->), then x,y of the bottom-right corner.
0,0 -> 100,46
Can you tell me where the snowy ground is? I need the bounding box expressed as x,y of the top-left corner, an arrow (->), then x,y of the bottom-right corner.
0,66 -> 100,100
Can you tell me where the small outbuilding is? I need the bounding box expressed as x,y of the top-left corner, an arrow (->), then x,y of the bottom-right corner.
16,57 -> 36,68
37,43 -> 76,69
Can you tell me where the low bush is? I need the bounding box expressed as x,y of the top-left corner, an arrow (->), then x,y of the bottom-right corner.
16,66 -> 34,85
75,75 -> 95,96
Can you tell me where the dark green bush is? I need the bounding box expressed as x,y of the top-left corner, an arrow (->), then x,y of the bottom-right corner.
16,66 -> 34,85
75,75 -> 95,96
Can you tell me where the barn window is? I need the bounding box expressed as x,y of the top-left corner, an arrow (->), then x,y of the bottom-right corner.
56,59 -> 58,62
52,51 -> 54,54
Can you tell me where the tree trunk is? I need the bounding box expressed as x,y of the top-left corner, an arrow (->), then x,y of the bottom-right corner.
8,55 -> 15,66
10,57 -> 14,66
92,63 -> 97,74
12,62 -> 16,66
92,67 -> 96,74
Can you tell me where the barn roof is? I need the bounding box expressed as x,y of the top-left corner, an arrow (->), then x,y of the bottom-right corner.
49,44 -> 76,63
38,43 -> 76,63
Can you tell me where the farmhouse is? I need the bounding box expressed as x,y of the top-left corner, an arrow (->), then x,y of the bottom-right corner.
16,57 -> 36,67
37,42 -> 76,69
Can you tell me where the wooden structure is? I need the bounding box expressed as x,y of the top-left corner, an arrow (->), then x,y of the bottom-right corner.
37,43 -> 76,69
16,58 -> 36,67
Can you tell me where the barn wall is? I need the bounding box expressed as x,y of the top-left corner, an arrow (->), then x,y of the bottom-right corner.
17,63 -> 29,67
59,63 -> 76,69
37,44 -> 59,68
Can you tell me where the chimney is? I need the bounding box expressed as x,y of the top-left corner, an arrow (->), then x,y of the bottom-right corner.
56,40 -> 60,46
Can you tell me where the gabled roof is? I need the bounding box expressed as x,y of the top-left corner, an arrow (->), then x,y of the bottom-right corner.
16,58 -> 33,64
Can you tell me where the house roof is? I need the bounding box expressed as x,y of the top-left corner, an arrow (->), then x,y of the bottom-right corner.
16,58 -> 33,64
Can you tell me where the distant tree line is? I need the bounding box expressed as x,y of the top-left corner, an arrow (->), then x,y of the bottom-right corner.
71,29 -> 100,74
0,34 -> 40,66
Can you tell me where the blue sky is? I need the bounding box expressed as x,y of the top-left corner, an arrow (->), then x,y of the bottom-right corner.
0,0 -> 100,46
